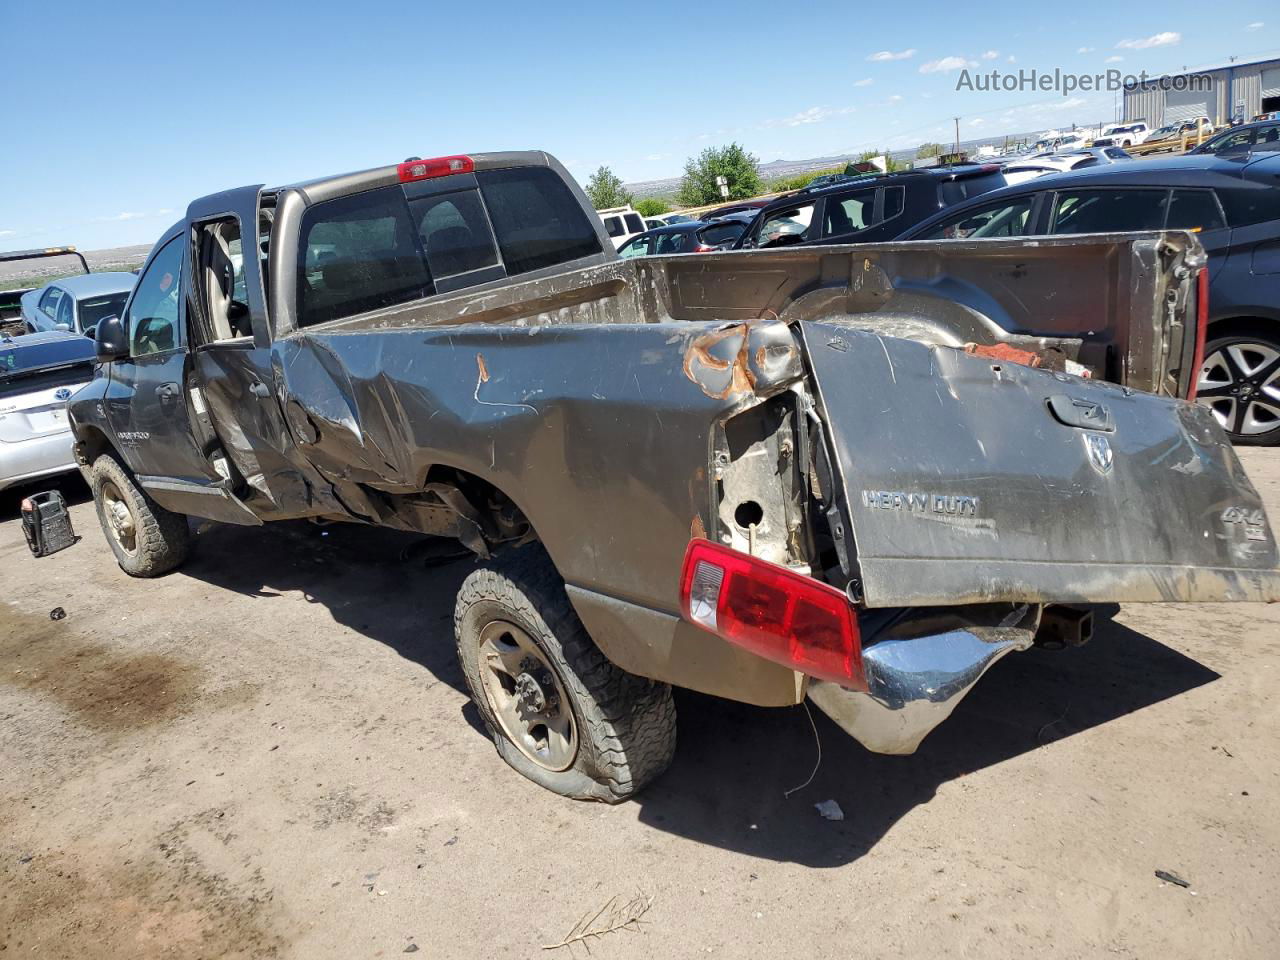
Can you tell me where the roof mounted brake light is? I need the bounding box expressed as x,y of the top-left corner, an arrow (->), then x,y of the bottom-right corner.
679,539 -> 865,689
397,155 -> 475,183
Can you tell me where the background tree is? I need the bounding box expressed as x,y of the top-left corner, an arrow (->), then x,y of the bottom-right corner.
916,142 -> 944,159
676,144 -> 763,207
584,166 -> 633,209
634,197 -> 671,217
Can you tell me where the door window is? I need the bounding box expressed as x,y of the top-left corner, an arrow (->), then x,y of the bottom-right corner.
39,287 -> 63,318
754,202 -> 816,247
618,234 -> 652,258
919,197 -> 1035,239
697,221 -> 746,247
55,291 -> 75,329
1049,189 -> 1167,233
882,185 -> 905,221
1166,190 -> 1226,231
624,213 -> 644,233
126,236 -> 184,356
602,216 -> 624,238
654,231 -> 690,254
821,189 -> 876,238
196,218 -> 253,341
1205,129 -> 1256,153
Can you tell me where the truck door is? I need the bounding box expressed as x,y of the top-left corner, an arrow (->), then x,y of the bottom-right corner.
103,228 -> 262,524
186,187 -> 333,519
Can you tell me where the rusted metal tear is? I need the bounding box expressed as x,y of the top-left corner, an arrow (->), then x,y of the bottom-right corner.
964,342 -> 1044,368
683,323 -> 758,400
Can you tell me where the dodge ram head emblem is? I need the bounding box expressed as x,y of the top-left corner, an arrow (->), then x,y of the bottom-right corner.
1084,432 -> 1113,475
54,388 -> 73,401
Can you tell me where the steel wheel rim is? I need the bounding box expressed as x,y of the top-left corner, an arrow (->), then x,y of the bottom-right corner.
1196,341 -> 1280,437
477,620 -> 578,772
100,480 -> 138,555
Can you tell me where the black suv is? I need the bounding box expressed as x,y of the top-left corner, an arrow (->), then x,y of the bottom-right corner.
898,153 -> 1280,445
732,164 -> 1008,250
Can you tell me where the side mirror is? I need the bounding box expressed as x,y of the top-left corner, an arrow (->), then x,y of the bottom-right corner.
54,322 -> 71,332
95,315 -> 129,362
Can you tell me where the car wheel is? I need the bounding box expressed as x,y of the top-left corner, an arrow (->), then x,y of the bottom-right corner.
90,454 -> 192,575
1196,325 -> 1280,445
454,544 -> 676,802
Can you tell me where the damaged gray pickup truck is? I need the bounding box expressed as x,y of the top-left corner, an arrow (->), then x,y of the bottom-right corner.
68,151 -> 1280,801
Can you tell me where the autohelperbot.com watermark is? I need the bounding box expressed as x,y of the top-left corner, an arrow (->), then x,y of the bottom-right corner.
956,67 -> 1211,97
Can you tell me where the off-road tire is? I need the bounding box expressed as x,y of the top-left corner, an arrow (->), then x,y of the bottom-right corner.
90,454 -> 192,576
454,545 -> 676,802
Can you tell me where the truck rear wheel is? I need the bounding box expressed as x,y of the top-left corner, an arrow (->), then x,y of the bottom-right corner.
90,454 -> 192,576
454,545 -> 676,802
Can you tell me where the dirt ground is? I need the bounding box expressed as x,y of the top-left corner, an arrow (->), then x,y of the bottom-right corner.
2,452 -> 1278,960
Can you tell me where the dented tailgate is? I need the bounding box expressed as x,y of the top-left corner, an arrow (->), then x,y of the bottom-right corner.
800,322 -> 1280,608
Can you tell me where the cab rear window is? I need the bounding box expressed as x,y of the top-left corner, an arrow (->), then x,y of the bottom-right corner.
477,167 -> 603,274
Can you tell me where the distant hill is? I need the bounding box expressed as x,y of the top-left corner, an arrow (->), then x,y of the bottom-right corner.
0,243 -> 151,289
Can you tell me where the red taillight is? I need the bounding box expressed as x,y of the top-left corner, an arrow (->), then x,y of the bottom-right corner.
1187,266 -> 1210,401
397,155 -> 475,183
679,539 -> 864,689
694,243 -> 716,253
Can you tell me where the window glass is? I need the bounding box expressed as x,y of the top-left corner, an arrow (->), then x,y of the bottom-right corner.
1050,189 -> 1167,233
755,202 -> 815,247
1166,190 -> 1226,231
410,190 -> 500,279
698,222 -> 745,247
1219,185 -> 1280,227
55,292 -> 75,328
478,167 -> 602,273
821,189 -> 876,237
654,231 -> 690,254
624,213 -> 644,233
602,216 -> 624,237
921,197 -> 1035,239
77,293 -> 129,334
296,186 -> 431,328
1255,124 -> 1280,149
39,287 -> 62,317
939,172 -> 1006,206
618,235 -> 652,258
1206,129 -> 1256,153
882,186 -> 905,220
127,236 -> 184,355
1104,147 -> 1128,159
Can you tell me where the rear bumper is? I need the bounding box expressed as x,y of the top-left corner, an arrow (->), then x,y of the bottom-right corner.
0,431 -> 77,492
808,612 -> 1037,755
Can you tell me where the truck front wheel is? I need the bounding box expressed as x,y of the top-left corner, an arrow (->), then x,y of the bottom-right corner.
454,546 -> 676,802
90,454 -> 192,576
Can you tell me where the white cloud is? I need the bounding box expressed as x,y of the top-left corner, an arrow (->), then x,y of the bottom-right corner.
155,208 -> 173,216
1007,55 -> 1017,63
773,105 -> 856,127
644,153 -> 666,161
1077,46 -> 1095,53
0,229 -> 14,237
854,77 -> 873,87
982,50 -> 999,60
1247,22 -> 1263,31
887,94 -> 904,103
867,48 -> 915,61
1116,31 -> 1181,49
1105,55 -> 1124,63
920,56 -> 976,73
969,118 -> 986,126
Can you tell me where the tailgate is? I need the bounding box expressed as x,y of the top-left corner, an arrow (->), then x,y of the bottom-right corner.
800,322 -> 1280,607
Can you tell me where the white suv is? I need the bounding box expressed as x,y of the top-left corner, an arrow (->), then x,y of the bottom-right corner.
596,206 -> 646,249
1096,122 -> 1150,147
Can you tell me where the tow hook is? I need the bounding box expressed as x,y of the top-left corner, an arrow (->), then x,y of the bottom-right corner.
1035,604 -> 1095,649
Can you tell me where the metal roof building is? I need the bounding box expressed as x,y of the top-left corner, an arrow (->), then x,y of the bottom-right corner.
1123,54 -> 1280,127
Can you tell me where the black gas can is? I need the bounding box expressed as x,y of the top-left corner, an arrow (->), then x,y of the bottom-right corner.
20,490 -> 77,557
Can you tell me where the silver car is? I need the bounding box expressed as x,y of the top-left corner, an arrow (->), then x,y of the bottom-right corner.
0,331 -> 97,491
19,272 -> 135,338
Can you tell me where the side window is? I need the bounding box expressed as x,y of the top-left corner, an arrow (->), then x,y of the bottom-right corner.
1218,186 -> 1280,227
882,186 -> 905,221
126,236 -> 184,356
196,218 -> 253,342
1050,189 -> 1167,234
624,213 -> 644,233
1166,190 -> 1226,231
296,186 -> 431,328
654,232 -> 689,255
39,287 -> 62,318
1208,129 -> 1255,153
821,189 -> 876,238
477,167 -> 603,274
1257,124 -> 1280,148
755,202 -> 816,248
409,190 -> 500,280
56,291 -> 74,329
920,197 -> 1035,240
698,222 -> 746,247
618,235 -> 652,258
603,216 -> 624,238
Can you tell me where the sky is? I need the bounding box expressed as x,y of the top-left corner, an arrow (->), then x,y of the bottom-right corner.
0,0 -> 1275,250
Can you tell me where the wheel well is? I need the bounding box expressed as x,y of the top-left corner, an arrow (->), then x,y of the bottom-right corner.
1206,316 -> 1280,346
74,423 -> 114,467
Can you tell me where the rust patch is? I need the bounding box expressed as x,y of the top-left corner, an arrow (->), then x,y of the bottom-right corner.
683,324 -> 757,400
0,604 -> 205,733
476,353 -> 490,383
964,342 -> 1043,368
691,513 -> 706,541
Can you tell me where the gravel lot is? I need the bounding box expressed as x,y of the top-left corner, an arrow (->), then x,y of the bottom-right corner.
2,451 -> 1278,959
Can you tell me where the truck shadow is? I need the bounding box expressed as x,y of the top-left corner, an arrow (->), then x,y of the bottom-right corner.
178,520 -> 1219,867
